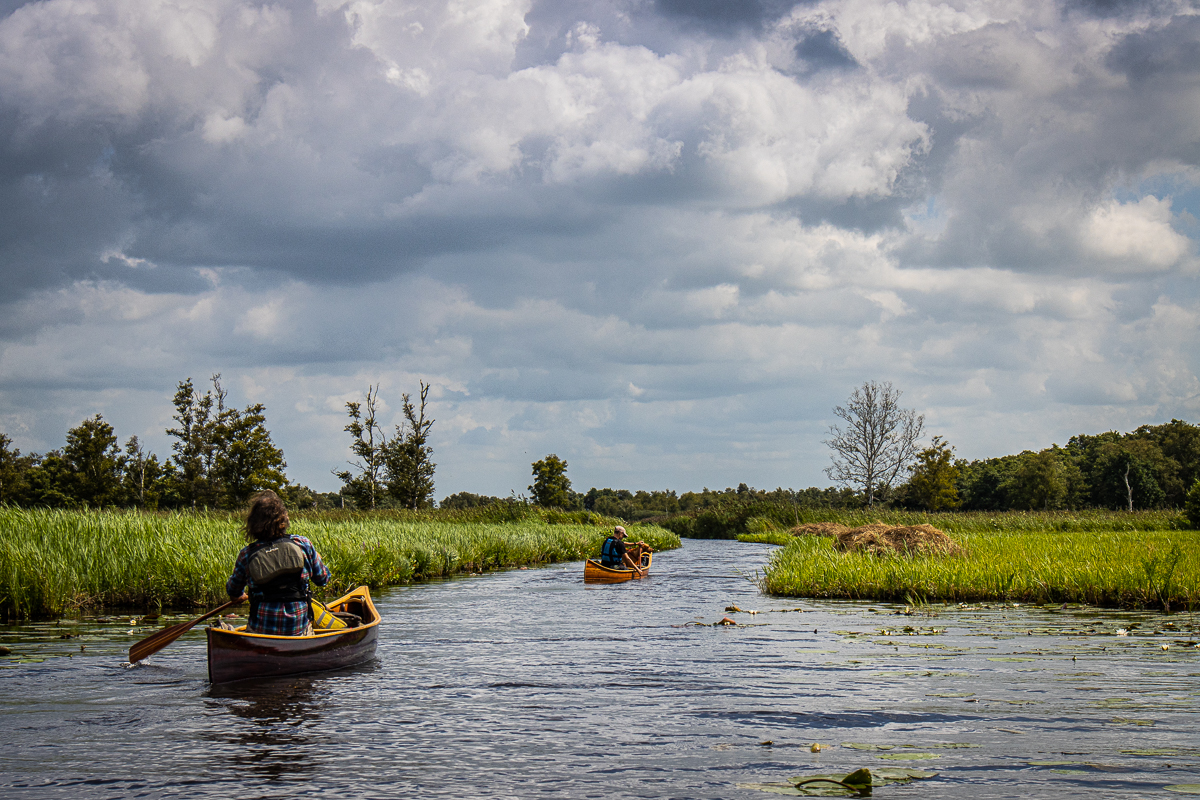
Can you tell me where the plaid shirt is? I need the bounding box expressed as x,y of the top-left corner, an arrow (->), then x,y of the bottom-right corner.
227,535 -> 331,636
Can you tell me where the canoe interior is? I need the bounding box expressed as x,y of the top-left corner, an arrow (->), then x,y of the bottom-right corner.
206,586 -> 380,684
583,551 -> 652,584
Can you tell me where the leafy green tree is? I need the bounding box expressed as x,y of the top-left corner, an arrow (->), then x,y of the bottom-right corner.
334,385 -> 388,510
384,381 -> 436,510
22,451 -> 76,508
167,377 -> 218,508
0,433 -> 33,505
530,454 -> 572,508
1093,440 -> 1166,511
167,374 -> 288,509
1184,480 -> 1200,529
825,381 -> 924,506
213,402 -> 287,506
120,435 -> 169,509
63,415 -> 122,507
1005,450 -> 1067,510
906,436 -> 960,511
441,491 -> 506,509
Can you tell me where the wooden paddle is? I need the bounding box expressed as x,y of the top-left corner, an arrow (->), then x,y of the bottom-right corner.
128,596 -> 244,663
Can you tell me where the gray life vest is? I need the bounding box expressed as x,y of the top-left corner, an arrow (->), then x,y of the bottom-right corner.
247,538 -> 305,585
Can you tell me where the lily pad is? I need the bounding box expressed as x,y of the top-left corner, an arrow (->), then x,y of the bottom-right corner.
987,657 -> 1035,662
760,767 -> 939,796
913,743 -> 980,749
842,742 -> 894,751
878,753 -> 938,761
1122,748 -> 1179,756
1165,786 -> 1200,795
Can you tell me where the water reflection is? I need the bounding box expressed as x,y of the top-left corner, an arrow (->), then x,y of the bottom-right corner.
202,664 -> 381,783
3,541 -> 1200,799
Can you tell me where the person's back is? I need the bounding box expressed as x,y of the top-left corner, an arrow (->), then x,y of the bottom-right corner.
226,491 -> 331,636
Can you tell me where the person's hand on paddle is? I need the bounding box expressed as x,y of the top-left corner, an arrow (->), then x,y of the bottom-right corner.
235,593 -> 248,603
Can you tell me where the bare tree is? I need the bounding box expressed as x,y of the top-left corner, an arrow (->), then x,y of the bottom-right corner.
824,381 -> 924,506
334,385 -> 388,509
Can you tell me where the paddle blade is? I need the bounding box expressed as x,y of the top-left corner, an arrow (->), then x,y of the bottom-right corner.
128,619 -> 197,663
128,597 -> 240,663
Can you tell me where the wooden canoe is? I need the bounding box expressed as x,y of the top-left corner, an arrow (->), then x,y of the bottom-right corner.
583,552 -> 652,583
206,585 -> 380,684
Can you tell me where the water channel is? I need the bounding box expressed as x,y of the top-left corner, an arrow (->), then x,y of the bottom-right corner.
2,539 -> 1199,798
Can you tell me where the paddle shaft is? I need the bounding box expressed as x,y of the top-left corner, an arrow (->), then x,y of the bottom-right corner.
128,596 -> 243,663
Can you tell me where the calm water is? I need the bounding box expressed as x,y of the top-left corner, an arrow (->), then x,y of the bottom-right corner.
2,539 -> 1199,799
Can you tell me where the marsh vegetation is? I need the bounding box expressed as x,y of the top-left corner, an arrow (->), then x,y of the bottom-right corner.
0,507 -> 679,620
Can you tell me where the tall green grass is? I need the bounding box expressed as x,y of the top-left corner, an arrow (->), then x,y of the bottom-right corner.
760,529 -> 1199,610
0,507 -> 679,620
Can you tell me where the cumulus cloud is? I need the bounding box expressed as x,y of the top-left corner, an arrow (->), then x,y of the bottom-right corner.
0,0 -> 1198,494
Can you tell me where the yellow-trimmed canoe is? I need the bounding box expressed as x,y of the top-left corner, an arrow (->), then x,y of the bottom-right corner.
206,585 -> 380,684
583,552 -> 652,583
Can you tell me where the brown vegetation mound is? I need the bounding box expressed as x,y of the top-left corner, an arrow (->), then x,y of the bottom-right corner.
790,522 -> 851,537
833,523 -> 962,556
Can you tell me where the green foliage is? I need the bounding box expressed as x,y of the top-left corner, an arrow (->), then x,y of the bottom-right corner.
63,415 -> 122,507
906,436 -> 960,511
1185,481 -> 1200,529
166,374 -> 286,509
383,381 -> 436,509
441,491 -> 507,509
760,526 -> 1200,609
529,454 -> 574,509
0,507 -> 680,619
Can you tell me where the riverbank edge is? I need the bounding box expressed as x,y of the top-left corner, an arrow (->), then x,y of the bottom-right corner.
0,508 -> 681,620
751,528 -> 1200,611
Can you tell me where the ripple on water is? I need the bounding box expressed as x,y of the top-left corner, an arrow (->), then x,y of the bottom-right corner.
2,539 -> 1199,798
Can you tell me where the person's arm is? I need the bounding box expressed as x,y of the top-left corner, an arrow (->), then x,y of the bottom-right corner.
299,537 -> 332,587
226,547 -> 250,600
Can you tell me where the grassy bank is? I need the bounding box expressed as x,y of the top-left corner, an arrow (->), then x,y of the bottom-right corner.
0,507 -> 680,620
659,505 -> 1189,540
759,526 -> 1200,610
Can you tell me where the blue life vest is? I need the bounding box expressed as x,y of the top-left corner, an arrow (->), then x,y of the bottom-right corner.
600,536 -> 624,567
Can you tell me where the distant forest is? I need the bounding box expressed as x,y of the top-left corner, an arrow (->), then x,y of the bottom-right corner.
447,419 -> 1200,519
2,379 -> 1197,521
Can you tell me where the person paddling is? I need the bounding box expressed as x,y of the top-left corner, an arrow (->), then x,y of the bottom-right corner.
226,490 -> 331,636
600,525 -> 648,575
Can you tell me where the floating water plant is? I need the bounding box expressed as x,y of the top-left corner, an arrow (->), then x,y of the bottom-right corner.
740,766 -> 938,797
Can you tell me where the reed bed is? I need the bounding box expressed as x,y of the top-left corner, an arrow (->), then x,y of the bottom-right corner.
0,508 -> 680,620
777,508 -> 1188,533
759,528 -> 1200,610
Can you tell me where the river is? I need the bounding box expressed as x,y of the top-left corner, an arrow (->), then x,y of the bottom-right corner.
2,539 -> 1198,798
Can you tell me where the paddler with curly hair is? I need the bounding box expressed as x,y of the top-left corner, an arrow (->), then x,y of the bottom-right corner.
226,490 -> 331,636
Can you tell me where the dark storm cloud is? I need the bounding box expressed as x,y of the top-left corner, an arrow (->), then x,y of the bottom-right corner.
653,0 -> 799,33
1106,13 -> 1200,82
792,27 -> 858,74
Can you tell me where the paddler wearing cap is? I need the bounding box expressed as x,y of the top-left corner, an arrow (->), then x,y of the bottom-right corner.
599,525 -> 648,574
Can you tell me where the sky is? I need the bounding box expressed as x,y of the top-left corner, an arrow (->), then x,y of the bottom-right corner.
0,0 -> 1198,499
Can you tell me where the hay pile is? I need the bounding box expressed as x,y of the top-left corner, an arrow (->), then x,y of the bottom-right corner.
790,522 -> 851,537
832,523 -> 961,556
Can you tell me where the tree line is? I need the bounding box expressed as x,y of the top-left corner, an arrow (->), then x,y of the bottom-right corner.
0,376 -> 299,510
0,376 -> 442,512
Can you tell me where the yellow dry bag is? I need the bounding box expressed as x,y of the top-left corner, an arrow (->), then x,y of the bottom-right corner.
311,599 -> 347,630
